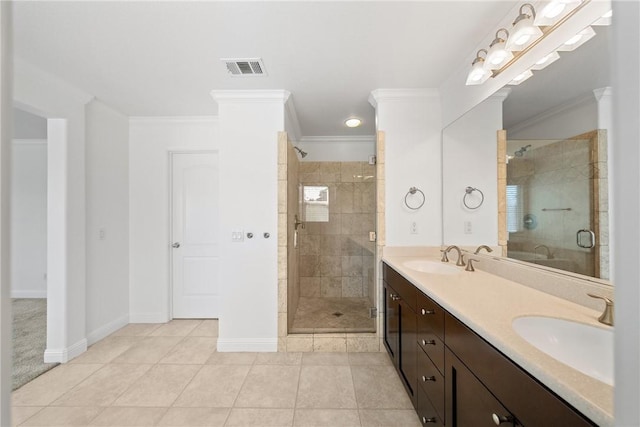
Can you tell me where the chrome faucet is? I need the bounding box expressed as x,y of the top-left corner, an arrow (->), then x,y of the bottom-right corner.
587,294 -> 614,326
534,244 -> 553,259
443,245 -> 466,267
474,245 -> 493,255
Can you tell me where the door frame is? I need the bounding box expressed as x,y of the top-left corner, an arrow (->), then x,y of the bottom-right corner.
167,149 -> 219,320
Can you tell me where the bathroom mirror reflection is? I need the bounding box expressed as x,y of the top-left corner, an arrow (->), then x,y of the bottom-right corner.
442,24 -> 612,282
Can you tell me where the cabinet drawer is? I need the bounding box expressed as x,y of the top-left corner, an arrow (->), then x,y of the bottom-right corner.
418,332 -> 444,375
383,264 -> 417,311
417,291 -> 445,341
417,386 -> 444,427
417,348 -> 444,422
445,312 -> 595,427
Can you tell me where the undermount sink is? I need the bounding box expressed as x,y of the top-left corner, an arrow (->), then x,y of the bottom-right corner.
512,316 -> 613,386
402,260 -> 461,275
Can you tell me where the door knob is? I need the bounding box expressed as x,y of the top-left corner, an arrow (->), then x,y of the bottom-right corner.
172,242 -> 181,248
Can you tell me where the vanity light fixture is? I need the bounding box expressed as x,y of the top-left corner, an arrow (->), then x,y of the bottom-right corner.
345,117 -> 362,128
484,29 -> 514,70
535,1 -> 581,26
530,51 -> 560,70
466,49 -> 492,85
464,0 -> 596,86
557,26 -> 596,51
508,70 -> 533,85
505,3 -> 543,51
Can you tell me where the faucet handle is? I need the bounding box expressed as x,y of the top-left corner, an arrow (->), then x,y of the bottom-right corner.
456,253 -> 466,267
440,250 -> 449,263
465,258 -> 479,272
587,293 -> 614,326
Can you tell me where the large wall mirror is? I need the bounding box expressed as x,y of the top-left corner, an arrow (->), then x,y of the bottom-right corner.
442,22 -> 612,283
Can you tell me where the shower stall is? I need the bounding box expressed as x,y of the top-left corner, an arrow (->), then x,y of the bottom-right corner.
286,146 -> 377,334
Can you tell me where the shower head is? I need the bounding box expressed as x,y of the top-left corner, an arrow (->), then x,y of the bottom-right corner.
514,144 -> 532,157
294,146 -> 308,158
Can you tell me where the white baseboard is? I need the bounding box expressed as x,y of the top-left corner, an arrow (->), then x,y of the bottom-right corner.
44,338 -> 88,363
216,338 -> 277,352
11,290 -> 47,298
129,312 -> 170,323
86,314 -> 129,346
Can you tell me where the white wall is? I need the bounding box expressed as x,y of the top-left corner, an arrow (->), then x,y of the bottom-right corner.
297,136 -> 375,162
14,108 -> 46,139
14,58 -> 93,362
442,91 -> 506,246
129,117 -> 219,322
85,100 -> 129,344
0,2 -> 12,423
369,89 -> 442,247
612,2 -> 639,424
212,90 -> 287,352
10,140 -> 47,298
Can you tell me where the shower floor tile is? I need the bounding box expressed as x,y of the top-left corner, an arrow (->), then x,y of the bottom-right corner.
291,297 -> 375,333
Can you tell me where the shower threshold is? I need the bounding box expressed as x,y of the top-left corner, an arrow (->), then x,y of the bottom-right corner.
290,297 -> 376,334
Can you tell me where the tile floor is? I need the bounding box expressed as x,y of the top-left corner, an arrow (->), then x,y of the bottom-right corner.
12,320 -> 420,427
291,298 -> 375,333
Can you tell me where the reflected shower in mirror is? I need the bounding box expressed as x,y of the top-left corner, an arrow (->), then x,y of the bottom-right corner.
506,131 -> 608,279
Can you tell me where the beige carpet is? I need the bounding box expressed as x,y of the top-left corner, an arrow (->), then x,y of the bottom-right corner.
12,298 -> 58,390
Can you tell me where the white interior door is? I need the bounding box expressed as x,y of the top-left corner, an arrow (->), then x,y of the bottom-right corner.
171,152 -> 219,318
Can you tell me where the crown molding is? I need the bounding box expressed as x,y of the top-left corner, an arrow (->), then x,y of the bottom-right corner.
129,116 -> 219,124
284,95 -> 302,143
508,92 -> 595,136
12,139 -> 47,145
368,88 -> 439,108
488,88 -> 512,102
593,86 -> 612,102
299,135 -> 375,144
210,89 -> 291,104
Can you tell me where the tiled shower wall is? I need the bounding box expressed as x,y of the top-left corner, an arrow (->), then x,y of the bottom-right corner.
298,162 -> 376,304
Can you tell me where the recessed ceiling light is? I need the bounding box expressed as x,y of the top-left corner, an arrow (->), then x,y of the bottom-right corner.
345,118 -> 362,128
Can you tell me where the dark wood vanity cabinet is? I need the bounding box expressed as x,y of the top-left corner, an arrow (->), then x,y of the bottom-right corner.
383,265 -> 418,406
445,312 -> 595,427
382,263 -> 596,427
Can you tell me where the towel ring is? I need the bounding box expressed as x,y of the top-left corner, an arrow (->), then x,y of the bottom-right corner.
463,186 -> 484,210
404,187 -> 425,210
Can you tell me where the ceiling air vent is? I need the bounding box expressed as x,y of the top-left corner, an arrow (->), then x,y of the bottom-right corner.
221,58 -> 267,77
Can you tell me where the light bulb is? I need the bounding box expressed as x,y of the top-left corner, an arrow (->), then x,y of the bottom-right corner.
515,34 -> 531,46
536,54 -> 552,65
564,34 -> 583,46
543,2 -> 566,19
345,118 -> 362,128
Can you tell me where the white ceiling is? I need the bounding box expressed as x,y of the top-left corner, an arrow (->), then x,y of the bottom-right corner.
13,1 -> 519,138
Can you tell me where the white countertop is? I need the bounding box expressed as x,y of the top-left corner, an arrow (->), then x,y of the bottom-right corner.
383,254 -> 614,427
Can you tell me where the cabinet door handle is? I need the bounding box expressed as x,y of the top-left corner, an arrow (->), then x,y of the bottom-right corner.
422,339 -> 436,346
421,308 -> 435,315
390,293 -> 400,301
421,375 -> 436,382
422,416 -> 437,424
492,413 -> 514,425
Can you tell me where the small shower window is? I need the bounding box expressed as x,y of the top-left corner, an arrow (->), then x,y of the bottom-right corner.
506,184 -> 523,233
303,185 -> 329,222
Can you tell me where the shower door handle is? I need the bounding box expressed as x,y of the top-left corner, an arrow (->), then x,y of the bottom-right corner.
576,229 -> 595,248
